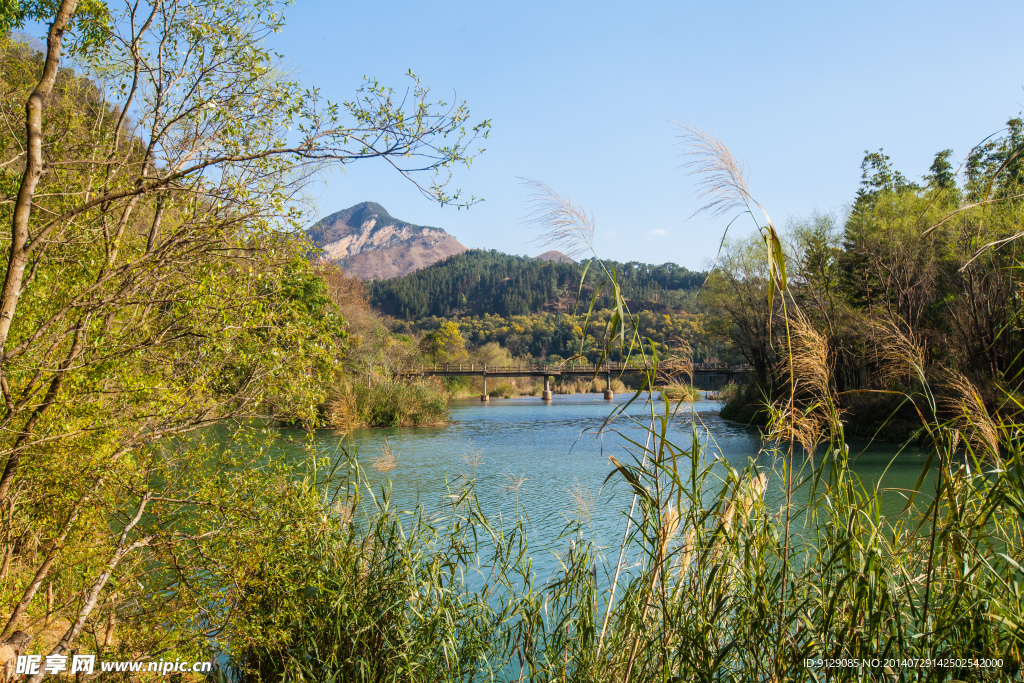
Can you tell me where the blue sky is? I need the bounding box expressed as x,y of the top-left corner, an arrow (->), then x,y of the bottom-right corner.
267,1 -> 1023,269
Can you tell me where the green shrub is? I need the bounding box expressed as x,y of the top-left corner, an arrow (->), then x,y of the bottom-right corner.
230,492 -> 507,682
488,382 -> 513,397
720,382 -> 770,426
443,375 -> 473,395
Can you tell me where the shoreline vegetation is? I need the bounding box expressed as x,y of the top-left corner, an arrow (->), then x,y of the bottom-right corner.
323,375 -> 704,430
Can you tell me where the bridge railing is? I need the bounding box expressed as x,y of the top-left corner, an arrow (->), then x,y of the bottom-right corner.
393,361 -> 752,375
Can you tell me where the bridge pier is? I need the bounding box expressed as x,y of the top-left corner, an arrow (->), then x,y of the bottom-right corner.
542,375 -> 552,401
603,370 -> 613,400
481,372 -> 488,402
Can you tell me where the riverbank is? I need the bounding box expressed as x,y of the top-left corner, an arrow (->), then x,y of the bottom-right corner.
326,376 -> 708,431
442,375 -> 629,399
719,387 -> 933,444
443,375 -> 703,402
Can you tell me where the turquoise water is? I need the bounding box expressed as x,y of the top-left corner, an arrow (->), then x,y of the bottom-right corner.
288,393 -> 933,579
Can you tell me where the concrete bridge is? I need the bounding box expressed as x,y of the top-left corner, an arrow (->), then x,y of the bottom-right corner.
395,361 -> 753,402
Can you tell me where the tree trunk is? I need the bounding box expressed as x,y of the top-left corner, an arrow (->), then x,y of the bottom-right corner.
0,0 -> 78,355
0,0 -> 79,509
25,495 -> 152,683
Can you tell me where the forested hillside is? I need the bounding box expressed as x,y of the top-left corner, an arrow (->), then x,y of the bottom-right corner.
368,249 -> 706,318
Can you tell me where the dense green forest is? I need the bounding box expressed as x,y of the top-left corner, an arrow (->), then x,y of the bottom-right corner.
368,249 -> 706,318
707,131 -> 1024,436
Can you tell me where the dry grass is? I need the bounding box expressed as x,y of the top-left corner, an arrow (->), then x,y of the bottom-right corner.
657,356 -> 693,385
654,339 -> 699,401
461,441 -> 484,470
567,476 -> 596,522
786,315 -> 831,402
767,315 -> 839,455
371,439 -> 399,472
772,405 -> 827,456
657,384 -> 701,402
872,316 -> 928,389
324,386 -> 360,433
943,369 -> 1000,459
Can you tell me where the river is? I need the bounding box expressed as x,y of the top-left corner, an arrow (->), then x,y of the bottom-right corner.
273,392 -> 933,581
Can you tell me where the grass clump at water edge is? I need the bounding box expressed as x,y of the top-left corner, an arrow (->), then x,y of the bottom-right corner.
324,380 -> 448,429
655,383 -> 701,402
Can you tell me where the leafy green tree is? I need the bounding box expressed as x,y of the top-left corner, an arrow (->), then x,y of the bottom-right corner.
419,320 -> 467,364
965,117 -> 1024,201
0,0 -> 486,669
851,148 -> 919,217
925,148 -> 957,191
702,235 -> 780,388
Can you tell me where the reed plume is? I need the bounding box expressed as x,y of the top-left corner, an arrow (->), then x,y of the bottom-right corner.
657,505 -> 680,561
567,476 -> 596,522
371,438 -> 399,471
872,316 -> 928,389
501,472 -> 528,494
675,527 -> 697,580
786,315 -> 832,402
942,369 -> 1000,460
521,179 -> 596,260
768,315 -> 837,454
675,121 -> 787,295
720,472 -> 768,536
675,122 -> 757,222
461,440 -> 484,470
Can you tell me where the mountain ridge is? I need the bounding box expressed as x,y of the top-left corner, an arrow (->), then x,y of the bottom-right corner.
367,249 -> 707,320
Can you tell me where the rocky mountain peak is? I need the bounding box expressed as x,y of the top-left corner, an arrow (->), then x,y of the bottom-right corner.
307,202 -> 467,279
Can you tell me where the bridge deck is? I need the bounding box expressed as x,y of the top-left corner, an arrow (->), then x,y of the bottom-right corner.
394,362 -> 751,378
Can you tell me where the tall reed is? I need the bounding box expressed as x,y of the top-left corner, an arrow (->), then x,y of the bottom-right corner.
220,367 -> 1023,681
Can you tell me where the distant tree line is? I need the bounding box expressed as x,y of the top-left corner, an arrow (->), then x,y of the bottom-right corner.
395,307 -> 718,364
368,250 -> 706,319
